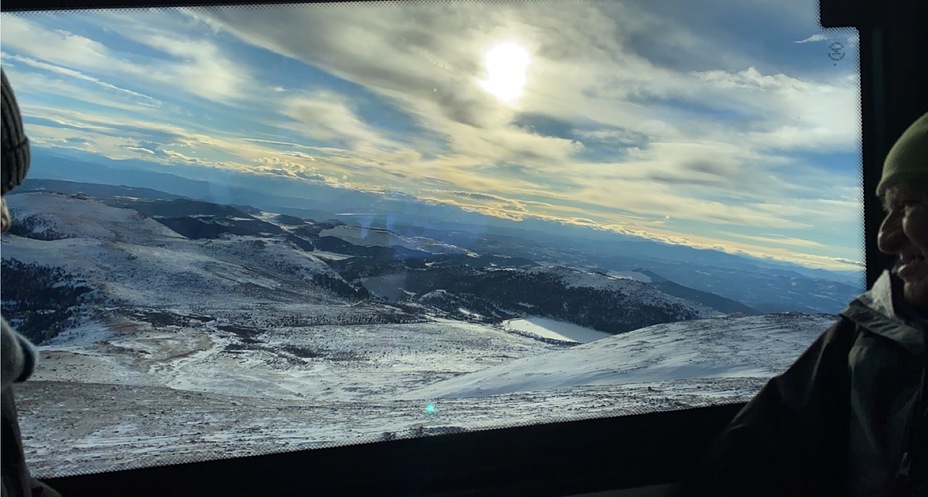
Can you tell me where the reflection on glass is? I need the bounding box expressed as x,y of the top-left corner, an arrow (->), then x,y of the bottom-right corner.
0,0 -> 863,477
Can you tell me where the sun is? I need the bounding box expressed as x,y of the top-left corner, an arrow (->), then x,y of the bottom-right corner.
480,42 -> 531,104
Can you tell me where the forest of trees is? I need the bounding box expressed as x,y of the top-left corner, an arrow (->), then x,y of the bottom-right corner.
0,259 -> 95,344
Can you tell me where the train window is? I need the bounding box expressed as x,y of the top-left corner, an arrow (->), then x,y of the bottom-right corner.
0,0 -> 863,477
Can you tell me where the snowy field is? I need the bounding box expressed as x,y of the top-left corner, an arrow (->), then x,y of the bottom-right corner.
14,313 -> 834,478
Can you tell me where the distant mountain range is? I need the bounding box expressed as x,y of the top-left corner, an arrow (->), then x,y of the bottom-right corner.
12,170 -> 863,315
27,147 -> 864,292
3,187 -> 737,344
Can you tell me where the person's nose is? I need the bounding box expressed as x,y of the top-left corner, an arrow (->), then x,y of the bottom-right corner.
878,210 -> 907,255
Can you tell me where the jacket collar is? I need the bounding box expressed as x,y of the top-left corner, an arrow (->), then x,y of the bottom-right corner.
841,270 -> 927,355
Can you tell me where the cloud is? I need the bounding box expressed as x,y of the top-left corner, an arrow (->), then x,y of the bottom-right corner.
721,232 -> 826,248
0,15 -> 114,68
691,67 -> 860,151
190,5 -> 599,163
121,145 -> 159,156
794,32 -> 858,48
283,151 -> 316,162
20,105 -> 186,145
1,53 -> 160,106
795,34 -> 829,44
833,257 -> 865,269
421,194 -> 528,221
1,5 -> 864,270
448,191 -> 518,203
440,190 -> 529,216
281,91 -> 396,149
4,70 -> 156,115
120,29 -> 253,103
254,156 -> 337,183
1,13 -> 254,104
242,138 -> 303,147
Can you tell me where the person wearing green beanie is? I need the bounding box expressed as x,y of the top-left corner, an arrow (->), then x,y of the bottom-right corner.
676,112 -> 928,497
878,111 -> 928,321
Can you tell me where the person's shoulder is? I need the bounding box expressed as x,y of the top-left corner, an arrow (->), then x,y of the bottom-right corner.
818,312 -> 861,345
1,317 -> 37,390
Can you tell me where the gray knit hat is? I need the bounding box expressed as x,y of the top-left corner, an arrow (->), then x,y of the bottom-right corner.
1,69 -> 30,195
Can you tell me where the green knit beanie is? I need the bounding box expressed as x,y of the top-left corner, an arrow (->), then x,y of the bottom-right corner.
878,112 -> 928,196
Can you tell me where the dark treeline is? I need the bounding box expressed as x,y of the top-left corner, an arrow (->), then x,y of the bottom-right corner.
0,260 -> 95,344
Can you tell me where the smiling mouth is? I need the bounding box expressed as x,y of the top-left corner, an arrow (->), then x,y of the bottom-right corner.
897,257 -> 927,280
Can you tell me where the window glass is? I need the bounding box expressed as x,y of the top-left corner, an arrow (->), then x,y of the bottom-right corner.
0,0 -> 862,477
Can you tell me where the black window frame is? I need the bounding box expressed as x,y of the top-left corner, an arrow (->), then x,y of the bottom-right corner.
1,0 -> 926,495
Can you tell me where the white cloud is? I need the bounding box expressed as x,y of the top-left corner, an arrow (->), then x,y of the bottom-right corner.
0,15 -> 114,69
2,52 -> 160,106
1,14 -> 253,104
691,67 -> 860,151
281,91 -> 395,150
721,232 -> 826,248
2,4 -> 864,270
795,33 -> 829,44
120,30 -> 252,103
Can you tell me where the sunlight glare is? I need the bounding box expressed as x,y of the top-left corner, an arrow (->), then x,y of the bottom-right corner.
480,42 -> 530,104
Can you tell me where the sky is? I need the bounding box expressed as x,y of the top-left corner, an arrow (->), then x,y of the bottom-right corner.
0,0 -> 863,271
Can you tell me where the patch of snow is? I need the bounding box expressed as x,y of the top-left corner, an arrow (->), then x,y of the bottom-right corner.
457,308 -> 482,318
502,317 -> 612,344
607,270 -> 652,283
42,322 -> 113,347
309,251 -> 354,261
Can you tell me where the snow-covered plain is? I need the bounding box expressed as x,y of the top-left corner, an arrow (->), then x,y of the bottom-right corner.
2,192 -> 835,479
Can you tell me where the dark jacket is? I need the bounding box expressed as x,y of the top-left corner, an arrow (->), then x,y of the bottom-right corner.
676,270 -> 927,497
1,319 -> 61,497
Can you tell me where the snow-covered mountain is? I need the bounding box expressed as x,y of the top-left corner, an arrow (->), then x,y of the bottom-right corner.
0,187 -> 835,478
336,261 -> 722,334
2,192 -> 359,313
403,313 -> 835,399
3,190 -> 727,345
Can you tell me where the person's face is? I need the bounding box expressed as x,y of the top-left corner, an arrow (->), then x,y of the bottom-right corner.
878,182 -> 928,317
